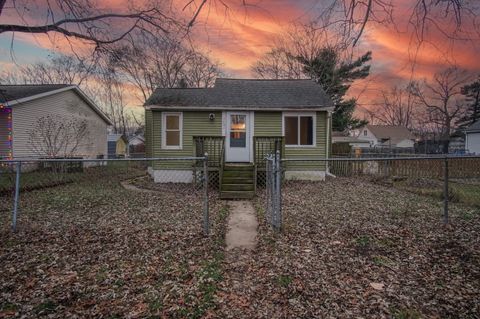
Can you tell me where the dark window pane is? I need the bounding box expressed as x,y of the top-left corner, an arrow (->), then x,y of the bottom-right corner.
230,131 -> 246,147
166,131 -> 180,146
166,115 -> 179,130
300,116 -> 313,145
285,117 -> 298,145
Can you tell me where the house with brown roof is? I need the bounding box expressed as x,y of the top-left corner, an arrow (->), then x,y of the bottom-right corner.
356,125 -> 416,148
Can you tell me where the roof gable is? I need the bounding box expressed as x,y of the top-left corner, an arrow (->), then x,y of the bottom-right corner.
0,84 -> 70,103
0,84 -> 112,125
145,78 -> 333,110
365,125 -> 415,145
466,121 -> 480,132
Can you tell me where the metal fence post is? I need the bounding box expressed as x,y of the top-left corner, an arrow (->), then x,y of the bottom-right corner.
203,153 -> 210,236
266,157 -> 272,225
275,150 -> 282,231
12,161 -> 21,233
443,156 -> 449,224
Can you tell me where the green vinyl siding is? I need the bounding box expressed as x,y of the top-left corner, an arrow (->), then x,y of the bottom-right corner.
145,109 -> 153,158
152,111 -> 222,169
254,112 -> 282,136
254,111 -> 328,170
149,109 -> 328,171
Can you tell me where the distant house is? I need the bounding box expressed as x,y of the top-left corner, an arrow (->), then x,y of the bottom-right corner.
449,131 -> 466,154
465,121 -> 480,154
356,125 -> 415,148
128,135 -> 145,156
0,85 -> 111,159
332,131 -> 370,148
107,134 -> 128,158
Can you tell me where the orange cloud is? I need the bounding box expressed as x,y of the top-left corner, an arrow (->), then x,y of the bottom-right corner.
2,0 -> 480,112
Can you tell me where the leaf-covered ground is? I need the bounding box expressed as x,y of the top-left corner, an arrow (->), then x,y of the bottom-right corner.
217,178 -> 480,318
0,170 -> 227,318
1,174 -> 479,318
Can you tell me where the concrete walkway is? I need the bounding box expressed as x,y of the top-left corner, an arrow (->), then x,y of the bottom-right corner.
225,201 -> 258,251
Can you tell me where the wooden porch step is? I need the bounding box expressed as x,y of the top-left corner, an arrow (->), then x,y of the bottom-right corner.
220,163 -> 255,199
223,164 -> 254,171
222,170 -> 254,178
221,183 -> 254,192
220,191 -> 255,199
222,176 -> 254,184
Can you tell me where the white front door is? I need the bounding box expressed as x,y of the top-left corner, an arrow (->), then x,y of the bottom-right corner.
225,112 -> 250,162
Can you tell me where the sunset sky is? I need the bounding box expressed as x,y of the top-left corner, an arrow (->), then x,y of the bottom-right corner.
1,0 -> 479,113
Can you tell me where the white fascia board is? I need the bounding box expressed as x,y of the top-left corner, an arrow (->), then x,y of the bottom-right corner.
145,105 -> 334,112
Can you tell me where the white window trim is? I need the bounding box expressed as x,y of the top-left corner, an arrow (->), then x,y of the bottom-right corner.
162,112 -> 183,150
282,112 -> 316,148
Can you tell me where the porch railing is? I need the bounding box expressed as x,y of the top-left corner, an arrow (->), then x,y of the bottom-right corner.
193,136 -> 225,168
193,136 -> 225,189
254,136 -> 284,170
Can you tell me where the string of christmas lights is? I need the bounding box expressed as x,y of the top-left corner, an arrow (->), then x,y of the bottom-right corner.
0,104 -> 13,159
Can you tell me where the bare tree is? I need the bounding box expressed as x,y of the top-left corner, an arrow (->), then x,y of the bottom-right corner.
184,51 -> 223,88
368,84 -> 419,129
411,67 -> 472,153
109,32 -> 222,102
252,48 -> 304,80
28,114 -> 89,158
0,0 -> 183,52
252,21 -> 349,80
0,54 -> 94,86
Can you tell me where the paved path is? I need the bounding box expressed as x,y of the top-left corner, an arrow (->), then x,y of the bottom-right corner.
225,201 -> 258,251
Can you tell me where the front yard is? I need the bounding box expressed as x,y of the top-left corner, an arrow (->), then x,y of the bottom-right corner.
1,174 -> 479,318
0,170 -> 227,318
220,178 -> 479,318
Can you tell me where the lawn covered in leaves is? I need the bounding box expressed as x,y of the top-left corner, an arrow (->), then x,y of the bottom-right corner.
0,170 -> 227,318
216,178 -> 480,318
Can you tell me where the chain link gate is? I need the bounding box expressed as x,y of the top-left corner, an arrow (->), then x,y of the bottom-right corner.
265,150 -> 282,231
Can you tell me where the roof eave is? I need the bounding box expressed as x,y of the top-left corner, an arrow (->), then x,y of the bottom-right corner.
5,85 -> 113,126
145,105 -> 334,112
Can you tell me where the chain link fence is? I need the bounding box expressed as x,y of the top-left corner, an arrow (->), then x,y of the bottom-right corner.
0,156 -> 211,234
265,155 -> 480,231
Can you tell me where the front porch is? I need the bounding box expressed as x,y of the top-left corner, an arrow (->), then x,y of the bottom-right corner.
193,136 -> 284,196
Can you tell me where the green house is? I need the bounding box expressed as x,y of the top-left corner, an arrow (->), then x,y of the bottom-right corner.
144,78 -> 333,198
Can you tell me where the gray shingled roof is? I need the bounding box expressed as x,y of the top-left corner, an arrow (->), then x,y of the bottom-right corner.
465,121 -> 480,132
0,84 -> 71,103
145,78 -> 333,109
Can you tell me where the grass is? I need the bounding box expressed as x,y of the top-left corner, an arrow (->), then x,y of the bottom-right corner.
393,178 -> 480,208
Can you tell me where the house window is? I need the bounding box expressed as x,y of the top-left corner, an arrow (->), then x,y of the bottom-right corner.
230,114 -> 247,147
283,113 -> 315,146
364,130 -> 367,136
162,112 -> 182,149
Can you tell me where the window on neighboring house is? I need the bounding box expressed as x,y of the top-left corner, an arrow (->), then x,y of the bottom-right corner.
283,114 -> 315,146
364,130 -> 367,136
162,112 -> 182,149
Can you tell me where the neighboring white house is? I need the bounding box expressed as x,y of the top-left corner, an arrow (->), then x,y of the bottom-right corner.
465,121 -> 480,154
354,125 -> 416,148
332,131 -> 370,148
0,84 -> 112,159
